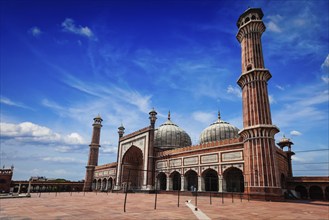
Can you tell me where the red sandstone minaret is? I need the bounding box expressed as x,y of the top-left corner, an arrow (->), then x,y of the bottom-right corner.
236,8 -> 281,198
83,115 -> 103,191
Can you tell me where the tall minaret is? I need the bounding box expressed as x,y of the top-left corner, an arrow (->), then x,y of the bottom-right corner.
147,108 -> 157,189
236,8 -> 281,197
83,115 -> 103,191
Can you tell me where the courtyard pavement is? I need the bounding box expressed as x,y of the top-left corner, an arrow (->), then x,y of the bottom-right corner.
0,192 -> 328,219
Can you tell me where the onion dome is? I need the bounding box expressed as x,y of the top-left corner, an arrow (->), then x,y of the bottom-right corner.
199,111 -> 239,144
154,111 -> 192,150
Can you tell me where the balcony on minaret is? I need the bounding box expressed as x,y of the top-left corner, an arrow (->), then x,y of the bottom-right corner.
93,114 -> 103,125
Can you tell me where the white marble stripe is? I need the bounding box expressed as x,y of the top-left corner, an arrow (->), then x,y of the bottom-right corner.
185,200 -> 211,220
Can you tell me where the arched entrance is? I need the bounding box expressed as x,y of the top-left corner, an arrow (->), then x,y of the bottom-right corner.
92,179 -> 96,190
203,169 -> 218,191
325,186 -> 329,201
108,178 -> 113,190
157,172 -> 166,190
185,170 -> 198,191
223,167 -> 244,192
97,179 -> 101,190
121,146 -> 144,190
170,171 -> 181,191
309,185 -> 323,200
295,185 -> 308,199
102,178 -> 107,191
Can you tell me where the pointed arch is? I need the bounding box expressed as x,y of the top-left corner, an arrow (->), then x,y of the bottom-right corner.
223,167 -> 244,192
121,146 -> 144,190
185,170 -> 198,191
157,172 -> 167,190
202,168 -> 218,192
170,171 -> 181,191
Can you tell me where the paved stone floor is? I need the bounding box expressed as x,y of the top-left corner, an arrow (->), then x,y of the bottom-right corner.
0,192 -> 328,219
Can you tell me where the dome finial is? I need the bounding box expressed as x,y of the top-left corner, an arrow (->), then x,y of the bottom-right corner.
218,110 -> 221,120
168,110 -> 171,120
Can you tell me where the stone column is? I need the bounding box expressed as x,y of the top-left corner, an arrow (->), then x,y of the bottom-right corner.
218,176 -> 223,192
181,175 -> 185,191
27,181 -> 31,196
198,176 -> 202,192
17,183 -> 21,194
166,176 -> 170,191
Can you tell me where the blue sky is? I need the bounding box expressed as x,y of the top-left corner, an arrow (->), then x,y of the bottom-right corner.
1,0 -> 328,181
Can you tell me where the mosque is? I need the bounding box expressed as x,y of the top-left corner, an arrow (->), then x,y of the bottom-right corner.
83,8 -> 329,200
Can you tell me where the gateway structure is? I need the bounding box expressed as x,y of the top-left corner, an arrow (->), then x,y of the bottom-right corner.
83,8 -> 329,200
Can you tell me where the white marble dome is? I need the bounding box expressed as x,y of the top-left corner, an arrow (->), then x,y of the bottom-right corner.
154,112 -> 192,150
199,112 -> 239,144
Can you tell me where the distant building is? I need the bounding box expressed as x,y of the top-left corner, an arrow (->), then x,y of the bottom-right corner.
0,165 -> 14,193
83,8 -> 329,200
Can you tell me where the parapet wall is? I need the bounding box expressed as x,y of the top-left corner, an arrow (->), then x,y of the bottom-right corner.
156,137 -> 243,157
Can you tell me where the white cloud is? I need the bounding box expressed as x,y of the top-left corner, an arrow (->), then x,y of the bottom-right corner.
226,85 -> 242,98
273,85 -> 328,128
321,54 -> 329,70
0,121 -> 86,146
275,85 -> 285,91
321,76 -> 329,84
42,156 -> 84,164
28,26 -> 42,37
290,130 -> 302,136
267,21 -> 282,33
61,18 -> 94,39
101,145 -> 117,154
0,96 -> 31,109
269,95 -> 276,104
192,111 -> 214,124
321,54 -> 329,83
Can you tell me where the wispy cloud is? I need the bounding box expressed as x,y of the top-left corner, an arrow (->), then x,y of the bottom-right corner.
226,85 -> 242,98
290,130 -> 302,136
61,18 -> 95,39
264,1 -> 327,60
42,156 -> 85,164
321,54 -> 329,83
192,111 -> 215,124
273,84 -> 328,128
269,95 -> 276,104
28,26 -> 42,37
0,96 -> 32,110
275,85 -> 285,91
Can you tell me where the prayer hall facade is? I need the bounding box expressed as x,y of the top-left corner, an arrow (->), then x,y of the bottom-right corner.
83,8 -> 329,200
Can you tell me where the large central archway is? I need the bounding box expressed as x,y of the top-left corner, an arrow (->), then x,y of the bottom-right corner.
121,146 -> 144,190
223,167 -> 244,192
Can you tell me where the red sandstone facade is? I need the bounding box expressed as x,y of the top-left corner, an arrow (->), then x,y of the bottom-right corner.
83,8 -> 329,200
0,166 -> 14,193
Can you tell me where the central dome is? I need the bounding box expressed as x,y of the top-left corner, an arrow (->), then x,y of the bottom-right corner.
199,112 -> 239,144
154,112 -> 192,150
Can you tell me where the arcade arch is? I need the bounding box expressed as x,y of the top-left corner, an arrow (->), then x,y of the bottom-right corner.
170,171 -> 181,191
295,185 -> 308,199
185,170 -> 198,191
157,172 -> 167,190
223,167 -> 244,192
309,185 -> 323,200
202,169 -> 218,192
